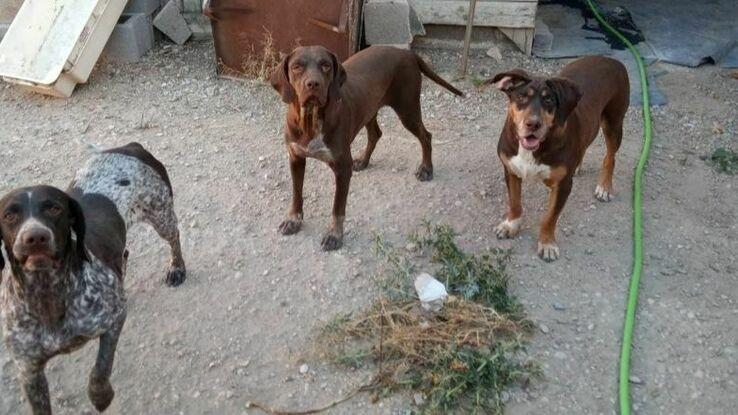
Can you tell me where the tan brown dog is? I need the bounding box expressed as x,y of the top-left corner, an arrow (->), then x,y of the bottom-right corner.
489,56 -> 629,261
270,45 -> 463,251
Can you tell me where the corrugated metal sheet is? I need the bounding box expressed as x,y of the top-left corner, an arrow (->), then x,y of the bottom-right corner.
203,0 -> 362,77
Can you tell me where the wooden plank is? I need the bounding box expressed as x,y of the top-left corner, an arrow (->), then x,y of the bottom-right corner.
413,0 -> 536,28
499,27 -> 534,55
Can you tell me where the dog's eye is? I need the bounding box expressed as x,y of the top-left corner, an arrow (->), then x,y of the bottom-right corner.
543,96 -> 554,105
2,211 -> 17,223
291,64 -> 304,73
321,62 -> 332,72
46,205 -> 62,216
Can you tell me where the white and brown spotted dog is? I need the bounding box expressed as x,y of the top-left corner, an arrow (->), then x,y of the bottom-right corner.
0,142 -> 186,414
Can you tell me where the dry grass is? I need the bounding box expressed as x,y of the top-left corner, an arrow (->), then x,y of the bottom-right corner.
316,223 -> 538,414
217,30 -> 281,81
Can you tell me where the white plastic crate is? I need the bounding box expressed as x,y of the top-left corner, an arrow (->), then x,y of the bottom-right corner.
0,0 -> 128,97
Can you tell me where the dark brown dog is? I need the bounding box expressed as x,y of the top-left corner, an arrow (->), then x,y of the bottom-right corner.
270,45 -> 463,250
489,56 -> 629,261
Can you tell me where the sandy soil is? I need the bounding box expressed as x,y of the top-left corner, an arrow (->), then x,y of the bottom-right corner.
1,41 -> 736,415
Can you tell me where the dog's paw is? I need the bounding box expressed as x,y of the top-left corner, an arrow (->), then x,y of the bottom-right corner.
495,218 -> 521,239
415,165 -> 433,182
166,267 -> 186,287
88,379 -> 115,412
320,233 -> 343,251
352,158 -> 369,171
537,242 -> 560,262
278,218 -> 303,235
595,185 -> 613,202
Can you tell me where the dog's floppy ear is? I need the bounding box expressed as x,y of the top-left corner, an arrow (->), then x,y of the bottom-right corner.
270,51 -> 296,104
486,69 -> 532,94
546,77 -> 582,125
328,51 -> 347,103
68,197 -> 89,264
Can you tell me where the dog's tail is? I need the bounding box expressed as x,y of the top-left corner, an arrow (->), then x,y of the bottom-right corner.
415,54 -> 465,97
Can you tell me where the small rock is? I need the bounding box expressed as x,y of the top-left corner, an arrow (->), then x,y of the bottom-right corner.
413,392 -> 426,406
539,324 -> 550,334
405,242 -> 418,252
552,302 -> 566,311
629,375 -> 644,385
486,45 -> 503,60
299,364 -> 309,374
554,351 -> 567,360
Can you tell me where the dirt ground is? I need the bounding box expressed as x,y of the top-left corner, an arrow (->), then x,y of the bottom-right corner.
1,40 -> 736,415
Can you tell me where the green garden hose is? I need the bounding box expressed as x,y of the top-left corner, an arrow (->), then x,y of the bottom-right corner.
582,1 -> 653,414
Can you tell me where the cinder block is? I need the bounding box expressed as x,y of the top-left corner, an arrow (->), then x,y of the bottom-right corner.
103,13 -> 154,63
154,0 -> 192,45
364,0 -> 413,46
124,0 -> 160,15
533,20 -> 553,52
407,0 -> 426,37
0,23 -> 9,41
182,0 -> 202,13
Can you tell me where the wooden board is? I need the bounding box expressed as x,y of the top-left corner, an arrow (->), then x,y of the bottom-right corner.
413,0 -> 536,28
499,27 -> 535,55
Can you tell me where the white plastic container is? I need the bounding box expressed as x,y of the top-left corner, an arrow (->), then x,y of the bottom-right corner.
0,0 -> 128,97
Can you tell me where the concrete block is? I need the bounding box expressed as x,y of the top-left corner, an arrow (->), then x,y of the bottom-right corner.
364,0 -> 413,46
154,0 -> 192,45
103,13 -> 154,63
407,0 -> 426,37
183,12 -> 212,40
124,0 -> 160,15
533,20 -> 553,52
182,0 -> 202,13
0,23 -> 9,41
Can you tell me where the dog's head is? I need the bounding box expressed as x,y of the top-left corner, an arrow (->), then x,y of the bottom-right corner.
0,186 -> 87,276
487,69 -> 581,151
270,45 -> 347,109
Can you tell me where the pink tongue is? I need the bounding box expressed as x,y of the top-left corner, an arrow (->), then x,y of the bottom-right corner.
522,137 -> 539,149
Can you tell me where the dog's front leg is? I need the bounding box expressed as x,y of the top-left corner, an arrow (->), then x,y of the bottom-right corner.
18,361 -> 51,415
279,154 -> 306,235
538,176 -> 573,262
322,158 -> 352,251
495,167 -> 523,239
88,315 -> 125,412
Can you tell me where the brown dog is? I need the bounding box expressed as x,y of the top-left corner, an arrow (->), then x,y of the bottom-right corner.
270,45 -> 463,250
489,56 -> 629,261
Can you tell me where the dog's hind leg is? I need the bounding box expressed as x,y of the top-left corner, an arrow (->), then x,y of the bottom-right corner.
152,203 -> 186,286
137,188 -> 187,286
596,111 -> 625,202
394,101 -> 434,181
353,114 -> 382,171
88,316 -> 125,412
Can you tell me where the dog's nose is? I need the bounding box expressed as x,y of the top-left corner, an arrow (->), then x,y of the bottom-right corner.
21,228 -> 52,249
305,79 -> 321,90
525,118 -> 542,130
